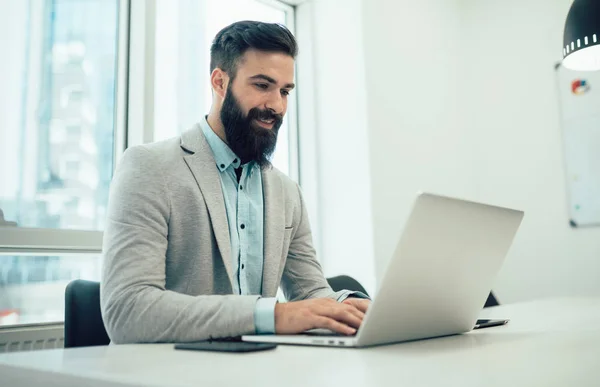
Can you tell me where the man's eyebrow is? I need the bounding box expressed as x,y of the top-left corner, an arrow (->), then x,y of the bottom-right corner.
249,74 -> 295,89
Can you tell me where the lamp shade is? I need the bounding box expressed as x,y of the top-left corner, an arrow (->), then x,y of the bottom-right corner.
562,0 -> 600,71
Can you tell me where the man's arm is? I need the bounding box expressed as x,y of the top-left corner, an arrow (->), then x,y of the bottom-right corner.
100,146 -> 258,344
254,183 -> 371,335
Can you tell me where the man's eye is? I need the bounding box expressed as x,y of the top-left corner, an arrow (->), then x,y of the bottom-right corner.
281,90 -> 290,96
255,83 -> 268,90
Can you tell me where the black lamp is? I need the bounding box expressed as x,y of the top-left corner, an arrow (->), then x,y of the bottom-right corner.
562,0 -> 600,71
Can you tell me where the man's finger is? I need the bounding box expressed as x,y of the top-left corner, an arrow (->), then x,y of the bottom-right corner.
341,302 -> 365,320
314,316 -> 356,336
319,305 -> 363,329
343,298 -> 370,313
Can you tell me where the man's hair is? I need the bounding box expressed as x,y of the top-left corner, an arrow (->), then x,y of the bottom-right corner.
210,20 -> 298,78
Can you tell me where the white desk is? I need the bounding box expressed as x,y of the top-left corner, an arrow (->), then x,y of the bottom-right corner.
1,297 -> 599,387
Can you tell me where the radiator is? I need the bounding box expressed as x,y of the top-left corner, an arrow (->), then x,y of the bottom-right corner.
0,323 -> 64,352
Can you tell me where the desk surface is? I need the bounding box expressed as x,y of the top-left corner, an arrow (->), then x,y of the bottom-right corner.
1,297 -> 599,387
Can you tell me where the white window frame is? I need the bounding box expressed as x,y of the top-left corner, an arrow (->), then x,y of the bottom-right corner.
127,0 -> 299,182
0,0 -> 301,256
258,1 -> 299,182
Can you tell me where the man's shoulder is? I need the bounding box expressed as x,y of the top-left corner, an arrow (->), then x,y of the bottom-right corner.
121,136 -> 184,167
129,136 -> 182,156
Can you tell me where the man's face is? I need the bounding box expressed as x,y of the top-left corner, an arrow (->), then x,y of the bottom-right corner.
219,49 -> 295,167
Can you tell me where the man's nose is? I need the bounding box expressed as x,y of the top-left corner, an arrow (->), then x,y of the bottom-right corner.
265,92 -> 284,115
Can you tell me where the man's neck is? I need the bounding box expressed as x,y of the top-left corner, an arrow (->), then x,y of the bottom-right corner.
206,111 -> 228,144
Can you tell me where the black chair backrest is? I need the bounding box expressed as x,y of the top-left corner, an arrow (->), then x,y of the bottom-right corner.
484,291 -> 500,308
64,279 -> 110,348
327,275 -> 369,298
327,275 -> 498,309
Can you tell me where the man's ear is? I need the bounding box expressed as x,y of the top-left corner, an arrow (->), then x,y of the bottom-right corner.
210,68 -> 229,99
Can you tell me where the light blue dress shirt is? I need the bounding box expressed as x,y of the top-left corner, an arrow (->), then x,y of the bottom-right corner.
200,118 -> 277,334
200,117 -> 367,334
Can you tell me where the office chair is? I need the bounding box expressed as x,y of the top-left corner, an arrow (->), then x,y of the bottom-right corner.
484,292 -> 500,308
326,275 -> 369,297
64,279 -> 110,348
326,274 -> 498,309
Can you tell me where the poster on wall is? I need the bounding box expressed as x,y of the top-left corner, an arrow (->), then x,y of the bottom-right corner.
555,64 -> 600,227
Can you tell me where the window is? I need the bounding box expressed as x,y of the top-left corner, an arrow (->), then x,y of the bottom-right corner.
152,0 -> 298,178
60,85 -> 85,108
0,0 -> 118,231
62,159 -> 81,180
0,255 -> 101,326
0,0 -> 119,327
65,123 -> 82,142
0,0 -> 299,328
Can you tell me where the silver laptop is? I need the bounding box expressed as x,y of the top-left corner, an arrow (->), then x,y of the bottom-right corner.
243,192 -> 524,348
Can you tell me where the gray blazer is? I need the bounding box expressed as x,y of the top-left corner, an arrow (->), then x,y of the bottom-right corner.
100,124 -> 343,343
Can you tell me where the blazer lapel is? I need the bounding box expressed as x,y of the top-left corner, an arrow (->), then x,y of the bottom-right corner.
261,168 -> 285,296
181,126 -> 234,289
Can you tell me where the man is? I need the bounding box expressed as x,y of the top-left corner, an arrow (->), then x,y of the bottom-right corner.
101,21 -> 369,344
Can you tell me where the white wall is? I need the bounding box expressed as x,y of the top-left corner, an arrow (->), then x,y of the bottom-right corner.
297,0 -> 376,295
306,0 -> 600,302
456,0 -> 600,302
362,0 -> 478,286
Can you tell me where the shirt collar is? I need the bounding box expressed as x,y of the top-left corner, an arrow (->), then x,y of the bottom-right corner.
199,116 -> 242,172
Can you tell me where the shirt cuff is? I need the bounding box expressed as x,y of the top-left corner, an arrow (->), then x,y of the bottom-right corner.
336,290 -> 370,302
254,297 -> 278,334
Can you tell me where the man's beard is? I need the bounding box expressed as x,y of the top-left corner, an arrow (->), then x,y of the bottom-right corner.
220,84 -> 283,168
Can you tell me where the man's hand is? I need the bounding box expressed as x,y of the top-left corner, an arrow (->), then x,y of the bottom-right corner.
274,298 -> 365,335
342,297 -> 371,314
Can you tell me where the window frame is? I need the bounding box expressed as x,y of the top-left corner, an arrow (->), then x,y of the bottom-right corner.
0,0 -> 300,256
126,0 -> 299,181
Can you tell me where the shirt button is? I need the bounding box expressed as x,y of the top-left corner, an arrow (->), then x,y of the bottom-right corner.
241,264 -> 245,269
234,158 -> 238,163
240,224 -> 245,229
220,164 -> 225,169
239,185 -> 243,190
